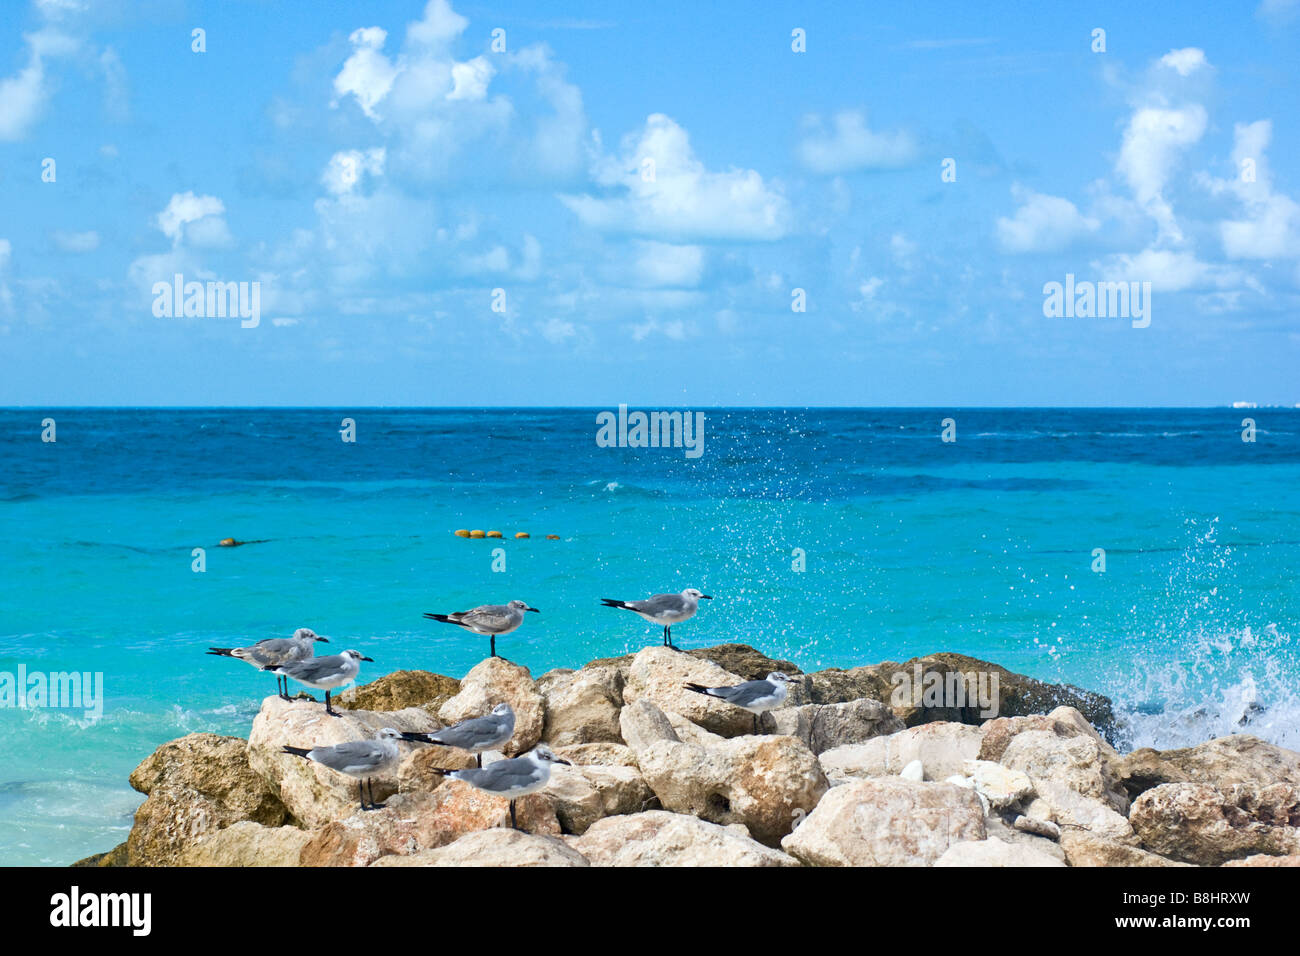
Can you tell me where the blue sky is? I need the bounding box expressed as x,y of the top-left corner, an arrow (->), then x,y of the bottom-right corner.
1,0 -> 1298,406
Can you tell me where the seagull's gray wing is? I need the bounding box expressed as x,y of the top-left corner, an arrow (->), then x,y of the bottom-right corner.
432,713 -> 511,749
456,605 -> 518,634
279,655 -> 345,681
713,679 -> 780,707
240,637 -> 297,666
453,757 -> 543,793
628,593 -> 688,615
310,741 -> 389,773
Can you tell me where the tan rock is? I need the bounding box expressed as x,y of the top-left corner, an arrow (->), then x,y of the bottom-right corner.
934,838 -> 1065,867
247,697 -> 440,828
1130,782 -> 1300,866
126,733 -> 287,866
546,763 -> 655,834
1059,831 -> 1190,867
979,706 -> 1113,763
178,821 -> 311,867
686,644 -> 802,681
1000,729 -> 1133,841
370,828 -> 589,867
781,778 -> 985,866
619,698 -> 681,753
622,647 -> 756,737
439,657 -> 546,756
766,698 -> 905,754
335,670 -> 460,713
985,816 -> 1066,863
818,722 -> 983,782
540,665 -> 625,747
954,759 -> 1034,810
573,811 -> 799,866
553,742 -> 639,767
1223,853 -> 1300,867
1113,735 -> 1300,800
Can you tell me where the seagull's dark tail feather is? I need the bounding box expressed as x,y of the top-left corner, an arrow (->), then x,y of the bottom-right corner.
600,599 -> 631,610
424,613 -> 471,628
206,647 -> 236,657
683,682 -> 713,696
282,746 -> 312,759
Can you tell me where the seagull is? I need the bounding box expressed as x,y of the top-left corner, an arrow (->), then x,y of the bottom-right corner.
601,588 -> 712,650
206,627 -> 329,700
428,744 -> 570,830
423,600 -> 539,660
282,728 -> 407,811
683,672 -> 799,733
264,649 -> 373,717
401,702 -> 515,767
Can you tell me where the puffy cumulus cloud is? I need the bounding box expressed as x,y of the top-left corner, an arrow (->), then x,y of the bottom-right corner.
1095,248 -> 1252,293
561,113 -> 791,241
155,192 -> 231,247
996,186 -> 1100,253
796,110 -> 918,174
1158,47 -> 1209,76
332,27 -> 398,119
632,241 -> 705,287
1202,121 -> 1300,261
1116,104 -> 1207,243
321,147 -> 386,195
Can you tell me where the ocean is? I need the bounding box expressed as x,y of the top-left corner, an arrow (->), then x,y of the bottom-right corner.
1,407 -> 1297,865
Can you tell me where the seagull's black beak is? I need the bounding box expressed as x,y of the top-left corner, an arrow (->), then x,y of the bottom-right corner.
701,594 -> 713,600
556,759 -> 572,765
526,606 -> 540,613
401,732 -> 432,743
316,636 -> 330,643
360,656 -> 375,662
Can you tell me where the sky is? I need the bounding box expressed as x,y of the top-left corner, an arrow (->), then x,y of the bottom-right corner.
0,0 -> 1298,406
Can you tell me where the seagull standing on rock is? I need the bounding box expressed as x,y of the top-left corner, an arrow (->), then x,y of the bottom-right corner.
429,744 -> 570,831
206,627 -> 329,700
600,588 -> 712,650
265,649 -> 373,717
401,702 -> 515,768
683,672 -> 799,733
282,728 -> 407,812
423,600 -> 539,661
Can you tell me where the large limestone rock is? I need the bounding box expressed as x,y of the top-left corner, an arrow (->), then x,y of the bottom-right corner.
633,721 -> 828,845
439,657 -> 546,756
1112,735 -> 1300,800
619,698 -> 680,752
178,821 -> 311,867
687,644 -> 802,681
539,665 -> 625,747
979,706 -> 1113,763
298,787 -> 561,867
1223,854 -> 1300,867
781,778 -> 985,867
622,647 -> 759,737
766,698 -> 905,754
819,722 -> 983,783
335,670 -> 460,713
984,816 -> 1066,863
554,742 -> 639,768
1059,831 -> 1190,867
572,811 -> 800,866
934,838 -> 1065,867
1129,782 -> 1300,866
126,733 -> 288,866
1000,729 -> 1133,842
947,759 -> 1034,811
247,697 -> 440,828
370,829 -> 589,867
546,763 -> 655,834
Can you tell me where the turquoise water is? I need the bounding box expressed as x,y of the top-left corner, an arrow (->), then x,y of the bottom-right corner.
1,408 -> 1297,864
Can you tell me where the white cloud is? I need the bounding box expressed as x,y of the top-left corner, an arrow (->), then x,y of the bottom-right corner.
1203,121 -> 1300,260
796,110 -> 918,174
1159,48 -> 1209,76
1116,104 -> 1207,243
447,56 -> 494,101
540,317 -> 576,343
1096,248 -> 1249,293
51,229 -> 99,252
632,241 -> 704,287
561,113 -> 790,240
321,148 -> 386,195
155,192 -> 231,247
996,186 -> 1100,252
332,27 -> 398,119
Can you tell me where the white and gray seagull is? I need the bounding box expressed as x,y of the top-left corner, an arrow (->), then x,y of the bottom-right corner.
401,702 -> 515,767
282,728 -> 407,811
430,744 -> 570,830
601,588 -> 712,650
423,600 -> 539,660
206,627 -> 329,700
684,671 -> 799,733
264,649 -> 373,717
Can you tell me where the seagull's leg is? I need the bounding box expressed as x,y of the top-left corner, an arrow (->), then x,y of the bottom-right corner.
510,799 -> 519,831
325,689 -> 340,717
476,753 -> 483,768
754,712 -> 760,734
369,779 -> 384,810
358,780 -> 367,811
490,634 -> 496,659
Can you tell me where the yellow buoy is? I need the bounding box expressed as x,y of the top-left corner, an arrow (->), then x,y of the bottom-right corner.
469,529 -> 486,538
515,532 -> 530,539
454,529 -> 471,538
486,530 -> 503,538
545,534 -> 560,540
219,538 -> 237,547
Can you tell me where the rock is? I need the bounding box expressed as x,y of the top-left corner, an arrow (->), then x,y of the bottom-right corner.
397,745 -> 481,794
979,706 -> 1113,763
71,843 -> 128,868
335,670 -> 460,713
623,647 -> 760,737
1223,854 -> 1300,867
687,644 -> 802,681
819,722 -> 983,783
799,665 -> 890,706
572,811 -> 800,866
781,778 -> 985,867
539,665 -> 625,748
1000,729 -> 1133,842
766,698 -> 905,754
956,759 -> 1034,811
619,698 -> 681,753
553,742 -> 639,767
439,657 -> 546,756
985,816 -> 1066,862
370,829 -> 589,867
1112,735 -> 1300,800
1059,831 -> 1190,867
633,724 -> 828,845
298,788 -> 561,867
665,710 -> 727,747
1129,782 -> 1300,866
900,760 -> 924,781
934,838 -> 1065,867
178,821 -> 311,867
546,763 -> 655,834
247,697 -> 440,828
126,733 -> 287,866
1013,815 -> 1061,840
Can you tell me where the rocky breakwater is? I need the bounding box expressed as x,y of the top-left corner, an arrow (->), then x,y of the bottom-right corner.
77,645 -> 1300,868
